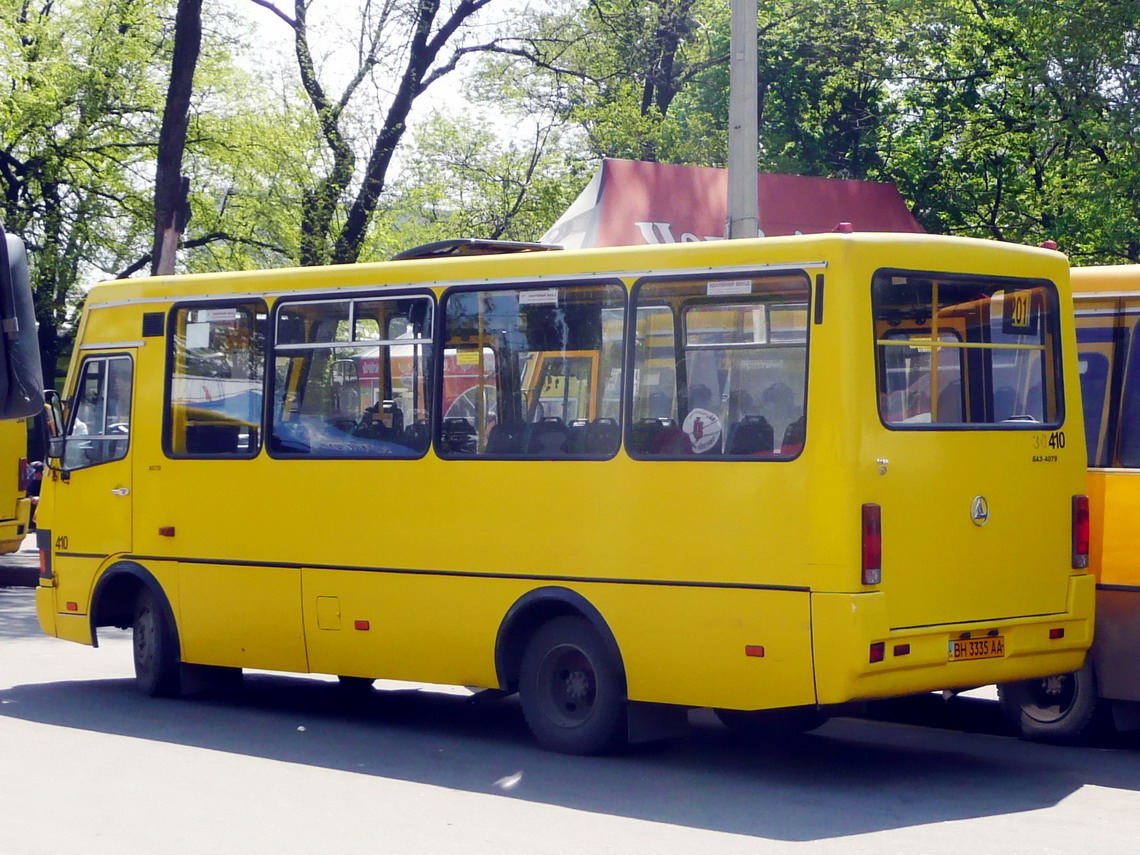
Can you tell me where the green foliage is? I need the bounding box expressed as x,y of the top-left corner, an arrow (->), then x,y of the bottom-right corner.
0,0 -> 172,377
361,111 -> 590,259
480,0 -> 1140,262
885,0 -> 1140,260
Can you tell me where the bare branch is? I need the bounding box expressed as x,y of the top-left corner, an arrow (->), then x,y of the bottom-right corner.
245,0 -> 296,28
115,231 -> 286,279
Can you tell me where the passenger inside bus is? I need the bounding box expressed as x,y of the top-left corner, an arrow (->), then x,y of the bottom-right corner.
757,382 -> 797,450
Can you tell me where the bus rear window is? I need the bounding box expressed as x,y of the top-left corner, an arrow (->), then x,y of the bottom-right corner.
872,272 -> 1062,428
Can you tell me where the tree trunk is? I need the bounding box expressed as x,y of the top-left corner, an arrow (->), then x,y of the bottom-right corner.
151,0 -> 203,275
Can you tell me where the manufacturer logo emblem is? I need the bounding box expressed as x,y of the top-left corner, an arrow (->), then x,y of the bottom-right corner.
971,496 -> 990,526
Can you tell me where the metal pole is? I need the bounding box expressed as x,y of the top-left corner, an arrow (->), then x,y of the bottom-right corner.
727,0 -> 758,239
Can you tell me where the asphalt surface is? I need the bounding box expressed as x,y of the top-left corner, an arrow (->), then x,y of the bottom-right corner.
0,532 -> 37,587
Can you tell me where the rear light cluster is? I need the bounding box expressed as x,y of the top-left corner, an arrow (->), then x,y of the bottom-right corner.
17,457 -> 27,492
1072,495 -> 1089,569
861,503 -> 882,585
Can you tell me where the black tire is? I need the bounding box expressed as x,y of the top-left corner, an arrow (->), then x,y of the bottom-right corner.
998,659 -> 1106,744
518,615 -> 627,755
714,705 -> 829,742
133,588 -> 181,698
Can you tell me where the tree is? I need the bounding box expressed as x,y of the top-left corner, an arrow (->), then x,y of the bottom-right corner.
363,110 -> 587,257
885,0 -> 1140,261
473,0 -> 728,164
151,0 -> 203,275
0,0 -> 168,382
248,0 -> 500,266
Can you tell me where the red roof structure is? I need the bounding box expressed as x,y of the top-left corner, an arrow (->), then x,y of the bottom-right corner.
540,158 -> 923,249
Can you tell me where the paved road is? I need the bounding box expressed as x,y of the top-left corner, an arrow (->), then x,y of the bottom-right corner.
0,532 -> 37,587
2,585 -> 1139,855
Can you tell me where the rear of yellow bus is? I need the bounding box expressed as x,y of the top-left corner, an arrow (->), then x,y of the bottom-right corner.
0,417 -> 32,555
809,236 -> 1093,706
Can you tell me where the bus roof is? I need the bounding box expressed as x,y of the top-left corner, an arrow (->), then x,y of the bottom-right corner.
85,232 -> 1069,308
1070,264 -> 1140,295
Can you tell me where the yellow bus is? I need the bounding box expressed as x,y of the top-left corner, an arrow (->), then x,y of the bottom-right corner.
0,417 -> 33,554
1000,264 -> 1140,742
35,234 -> 1094,754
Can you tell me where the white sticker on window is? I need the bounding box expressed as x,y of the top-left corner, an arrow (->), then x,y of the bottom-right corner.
519,289 -> 559,306
185,322 -> 210,349
707,280 -> 752,296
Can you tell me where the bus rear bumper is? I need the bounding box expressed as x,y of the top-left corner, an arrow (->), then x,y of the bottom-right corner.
812,573 -> 1095,705
0,498 -> 30,553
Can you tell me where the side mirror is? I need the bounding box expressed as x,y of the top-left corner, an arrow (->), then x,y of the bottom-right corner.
44,389 -> 65,460
0,226 -> 45,419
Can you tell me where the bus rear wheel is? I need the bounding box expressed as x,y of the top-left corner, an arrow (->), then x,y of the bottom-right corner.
714,706 -> 829,741
998,659 -> 1105,744
132,589 -> 181,698
518,615 -> 627,755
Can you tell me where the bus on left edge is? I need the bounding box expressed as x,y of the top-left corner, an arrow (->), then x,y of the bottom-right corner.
0,222 -> 45,552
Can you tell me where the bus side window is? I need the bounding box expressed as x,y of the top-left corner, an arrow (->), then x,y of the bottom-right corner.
440,282 -> 624,459
1117,316 -> 1140,468
629,272 -> 810,459
269,295 -> 433,459
167,302 -> 267,458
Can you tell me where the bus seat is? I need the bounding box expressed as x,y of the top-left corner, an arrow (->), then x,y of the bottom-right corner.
565,419 -> 589,454
629,418 -> 671,454
651,425 -> 691,455
185,423 -> 241,454
936,381 -> 963,422
781,417 -> 806,455
585,418 -> 620,455
526,417 -> 568,455
402,421 -> 430,452
440,417 -> 476,454
725,415 -> 774,455
486,420 -> 527,455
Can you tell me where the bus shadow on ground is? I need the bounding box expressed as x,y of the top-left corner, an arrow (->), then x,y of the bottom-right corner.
1,671 -> 1139,842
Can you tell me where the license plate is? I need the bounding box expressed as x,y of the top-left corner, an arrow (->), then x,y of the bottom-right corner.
948,635 -> 1005,662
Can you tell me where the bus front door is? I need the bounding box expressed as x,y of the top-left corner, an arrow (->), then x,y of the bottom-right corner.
51,352 -> 135,614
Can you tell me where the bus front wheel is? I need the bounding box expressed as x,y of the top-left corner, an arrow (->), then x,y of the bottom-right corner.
998,659 -> 1106,744
133,589 -> 181,698
518,615 -> 627,755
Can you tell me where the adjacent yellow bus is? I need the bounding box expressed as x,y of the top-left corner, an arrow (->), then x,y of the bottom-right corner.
0,417 -> 33,554
35,233 -> 1094,753
1000,264 -> 1140,742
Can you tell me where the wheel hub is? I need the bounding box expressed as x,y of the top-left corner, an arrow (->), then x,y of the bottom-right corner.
564,669 -> 590,700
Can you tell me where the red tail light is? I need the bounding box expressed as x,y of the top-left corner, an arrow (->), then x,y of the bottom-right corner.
862,503 -> 882,585
17,457 -> 28,492
1072,495 -> 1089,569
